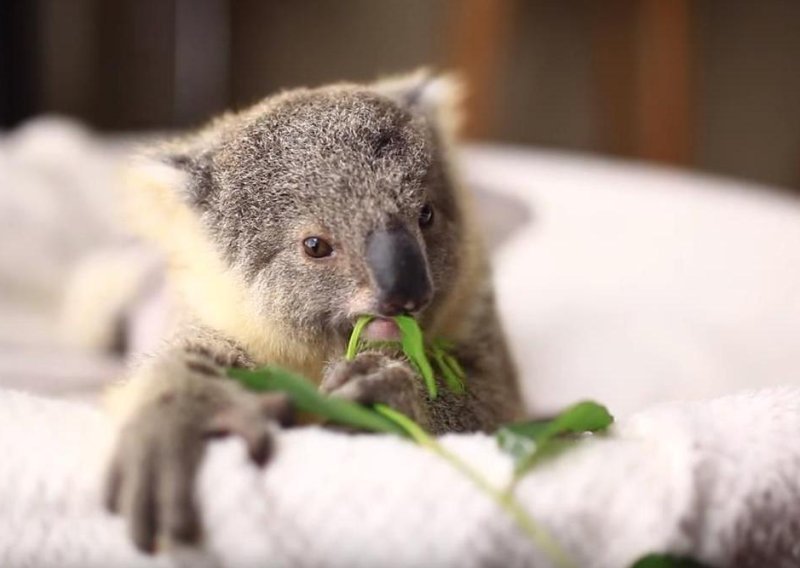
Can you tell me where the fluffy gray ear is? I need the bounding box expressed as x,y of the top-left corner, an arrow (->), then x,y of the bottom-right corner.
156,146 -> 216,209
373,70 -> 464,134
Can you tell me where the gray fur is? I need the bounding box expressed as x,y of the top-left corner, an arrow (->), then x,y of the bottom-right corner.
108,73 -> 523,553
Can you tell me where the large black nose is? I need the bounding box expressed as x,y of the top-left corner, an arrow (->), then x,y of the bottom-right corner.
365,227 -> 433,315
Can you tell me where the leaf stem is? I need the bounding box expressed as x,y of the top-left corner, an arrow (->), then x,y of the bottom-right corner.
374,404 -> 576,568
346,316 -> 373,360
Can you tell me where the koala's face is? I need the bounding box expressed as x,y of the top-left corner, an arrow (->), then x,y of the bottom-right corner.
184,83 -> 464,344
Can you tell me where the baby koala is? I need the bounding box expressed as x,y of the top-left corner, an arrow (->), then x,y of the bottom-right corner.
105,71 -> 522,553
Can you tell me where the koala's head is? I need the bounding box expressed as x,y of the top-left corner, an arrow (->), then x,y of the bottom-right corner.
156,73 -> 476,356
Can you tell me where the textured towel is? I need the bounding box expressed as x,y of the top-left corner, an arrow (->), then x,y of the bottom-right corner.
1,386 -> 799,568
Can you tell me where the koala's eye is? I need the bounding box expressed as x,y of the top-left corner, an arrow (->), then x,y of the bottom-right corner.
302,236 -> 333,258
419,203 -> 435,228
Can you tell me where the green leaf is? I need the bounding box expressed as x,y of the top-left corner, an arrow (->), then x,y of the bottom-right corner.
431,346 -> 465,394
345,314 -> 467,398
512,401 -> 613,441
442,350 -> 465,378
629,554 -> 713,568
228,367 -> 407,436
432,337 -> 456,351
497,401 -> 613,474
346,315 -> 373,360
394,314 -> 438,399
429,338 -> 466,390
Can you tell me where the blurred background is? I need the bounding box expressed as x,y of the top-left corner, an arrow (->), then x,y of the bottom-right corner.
4,0 -> 800,415
3,0 -> 800,190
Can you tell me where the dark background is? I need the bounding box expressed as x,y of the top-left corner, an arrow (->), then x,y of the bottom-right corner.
3,0 -> 800,190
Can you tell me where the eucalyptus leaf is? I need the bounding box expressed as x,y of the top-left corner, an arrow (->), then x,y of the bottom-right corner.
514,401 -> 613,441
394,314 -> 438,398
345,315 -> 467,398
228,367 -> 407,436
629,554 -> 713,568
442,351 -> 465,379
496,426 -> 538,463
432,337 -> 455,351
431,346 -> 465,394
497,401 -> 613,474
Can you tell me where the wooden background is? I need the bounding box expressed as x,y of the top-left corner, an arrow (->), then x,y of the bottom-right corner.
2,0 -> 800,191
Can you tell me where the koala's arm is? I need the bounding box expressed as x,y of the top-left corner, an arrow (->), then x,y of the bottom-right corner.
322,294 -> 523,435
105,325 -> 290,553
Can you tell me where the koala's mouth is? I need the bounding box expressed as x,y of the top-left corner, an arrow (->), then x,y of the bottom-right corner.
360,317 -> 402,342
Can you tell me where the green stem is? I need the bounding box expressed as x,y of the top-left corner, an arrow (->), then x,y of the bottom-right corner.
374,404 -> 576,568
431,347 -> 465,394
346,316 -> 373,360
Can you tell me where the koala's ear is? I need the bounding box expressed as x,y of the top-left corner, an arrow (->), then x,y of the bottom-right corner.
373,69 -> 465,137
124,146 -> 215,227
154,147 -> 215,209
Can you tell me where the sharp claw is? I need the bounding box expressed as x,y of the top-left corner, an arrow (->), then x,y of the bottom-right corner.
204,416 -> 233,439
205,403 -> 277,466
130,506 -> 158,554
257,393 -> 294,426
163,497 -> 201,545
245,425 -> 274,466
125,451 -> 158,554
159,453 -> 203,546
168,515 -> 201,545
133,534 -> 158,555
104,459 -> 123,514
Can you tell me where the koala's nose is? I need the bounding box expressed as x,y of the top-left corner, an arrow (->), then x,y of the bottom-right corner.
365,226 -> 433,316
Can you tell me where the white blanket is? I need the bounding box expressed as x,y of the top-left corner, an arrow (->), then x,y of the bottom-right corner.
2,386 -> 799,568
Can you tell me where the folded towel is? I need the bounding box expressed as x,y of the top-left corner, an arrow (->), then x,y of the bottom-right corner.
1,386 -> 799,568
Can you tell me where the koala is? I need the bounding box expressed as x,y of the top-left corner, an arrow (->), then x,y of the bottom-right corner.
104,71 -> 523,554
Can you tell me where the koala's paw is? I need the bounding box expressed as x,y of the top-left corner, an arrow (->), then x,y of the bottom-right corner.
105,376 -> 291,554
321,352 -> 429,426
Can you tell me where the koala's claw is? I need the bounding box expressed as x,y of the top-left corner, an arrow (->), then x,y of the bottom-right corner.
105,386 -> 291,554
321,351 -> 429,426
204,393 -> 292,465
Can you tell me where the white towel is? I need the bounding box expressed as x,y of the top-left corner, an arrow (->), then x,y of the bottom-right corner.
1,386 -> 799,568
